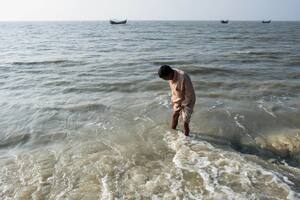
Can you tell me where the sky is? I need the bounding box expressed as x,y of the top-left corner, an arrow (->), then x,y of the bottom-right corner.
0,0 -> 300,21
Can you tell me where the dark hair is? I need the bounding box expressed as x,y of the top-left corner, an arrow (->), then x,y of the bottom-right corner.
158,65 -> 173,78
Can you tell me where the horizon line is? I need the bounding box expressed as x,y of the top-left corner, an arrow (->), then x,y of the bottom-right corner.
0,19 -> 300,22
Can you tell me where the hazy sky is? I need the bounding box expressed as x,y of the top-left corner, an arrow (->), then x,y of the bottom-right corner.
1,0 -> 300,21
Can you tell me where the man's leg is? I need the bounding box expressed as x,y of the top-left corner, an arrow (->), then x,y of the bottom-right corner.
183,122 -> 190,136
171,111 -> 180,129
182,106 -> 193,136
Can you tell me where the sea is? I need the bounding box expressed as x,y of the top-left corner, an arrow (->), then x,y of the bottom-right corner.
0,21 -> 300,199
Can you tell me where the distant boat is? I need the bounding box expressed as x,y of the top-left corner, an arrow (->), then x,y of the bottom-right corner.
221,20 -> 229,24
262,20 -> 271,24
110,19 -> 127,25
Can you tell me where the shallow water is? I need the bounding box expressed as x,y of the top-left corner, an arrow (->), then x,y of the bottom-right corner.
0,21 -> 300,199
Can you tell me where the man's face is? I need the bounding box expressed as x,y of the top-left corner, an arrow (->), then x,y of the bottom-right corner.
160,72 -> 173,81
162,76 -> 171,81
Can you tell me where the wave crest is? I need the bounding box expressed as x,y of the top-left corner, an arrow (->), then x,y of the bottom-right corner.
12,60 -> 69,65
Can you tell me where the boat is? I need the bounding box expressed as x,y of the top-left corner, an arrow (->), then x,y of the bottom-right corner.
221,20 -> 229,24
262,20 -> 271,24
110,19 -> 127,25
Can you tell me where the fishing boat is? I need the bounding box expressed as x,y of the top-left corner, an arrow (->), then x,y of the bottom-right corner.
262,20 -> 271,24
221,20 -> 229,24
110,19 -> 127,25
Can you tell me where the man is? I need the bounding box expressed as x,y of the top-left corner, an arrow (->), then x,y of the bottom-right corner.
158,65 -> 196,136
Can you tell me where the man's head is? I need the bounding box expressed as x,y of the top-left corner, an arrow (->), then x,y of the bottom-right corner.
158,65 -> 174,80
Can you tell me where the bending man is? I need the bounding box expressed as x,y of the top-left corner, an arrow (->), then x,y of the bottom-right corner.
158,65 -> 196,136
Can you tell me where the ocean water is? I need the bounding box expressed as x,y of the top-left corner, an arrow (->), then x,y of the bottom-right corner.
0,21 -> 300,199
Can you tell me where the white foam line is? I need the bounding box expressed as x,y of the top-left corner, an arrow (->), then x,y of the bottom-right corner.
97,122 -> 108,129
226,109 -> 231,117
283,176 -> 295,186
172,145 -> 215,195
164,131 -> 297,199
287,106 -> 298,111
267,171 -> 298,200
86,122 -> 97,126
101,175 -> 113,200
145,116 -> 154,123
258,104 -> 277,118
234,115 -> 246,131
134,117 -> 144,121
165,132 -> 237,199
